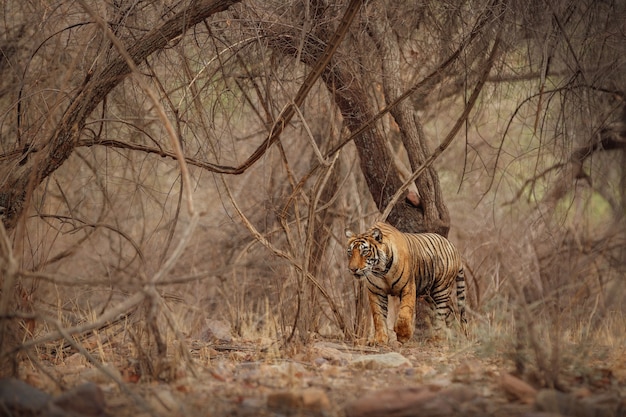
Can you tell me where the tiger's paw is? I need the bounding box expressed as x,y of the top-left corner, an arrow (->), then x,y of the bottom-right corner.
394,318 -> 414,344
368,332 -> 389,346
395,332 -> 411,344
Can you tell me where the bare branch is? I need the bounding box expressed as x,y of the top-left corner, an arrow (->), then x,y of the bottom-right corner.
1,0 -> 242,230
381,33 -> 504,221
220,174 -> 348,339
204,0 -> 364,176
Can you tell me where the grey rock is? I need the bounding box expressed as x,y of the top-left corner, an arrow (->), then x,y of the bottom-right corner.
349,352 -> 411,369
536,389 -> 624,417
0,378 -> 106,417
52,382 -> 106,416
0,378 -> 51,415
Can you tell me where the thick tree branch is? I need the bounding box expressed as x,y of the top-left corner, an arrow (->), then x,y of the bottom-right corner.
0,0 -> 241,230
381,35 -> 503,222
205,0 -> 364,176
368,11 -> 451,234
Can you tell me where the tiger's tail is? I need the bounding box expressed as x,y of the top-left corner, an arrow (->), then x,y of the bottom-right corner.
456,267 -> 467,331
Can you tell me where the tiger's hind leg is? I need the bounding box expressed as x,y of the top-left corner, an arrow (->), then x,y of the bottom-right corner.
419,295 -> 450,342
426,288 -> 453,336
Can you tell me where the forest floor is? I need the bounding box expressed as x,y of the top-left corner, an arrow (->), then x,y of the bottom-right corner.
8,324 -> 626,417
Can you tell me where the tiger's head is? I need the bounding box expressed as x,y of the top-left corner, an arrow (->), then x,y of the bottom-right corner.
345,226 -> 389,279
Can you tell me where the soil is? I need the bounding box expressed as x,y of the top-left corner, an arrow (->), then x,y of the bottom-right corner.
12,336 -> 626,417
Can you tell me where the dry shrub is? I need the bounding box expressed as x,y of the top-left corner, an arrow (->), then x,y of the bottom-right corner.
458,187 -> 625,387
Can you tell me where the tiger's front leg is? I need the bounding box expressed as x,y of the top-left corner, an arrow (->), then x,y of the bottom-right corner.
394,277 -> 416,343
367,291 -> 389,345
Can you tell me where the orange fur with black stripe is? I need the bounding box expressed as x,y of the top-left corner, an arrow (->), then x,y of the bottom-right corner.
346,222 -> 466,344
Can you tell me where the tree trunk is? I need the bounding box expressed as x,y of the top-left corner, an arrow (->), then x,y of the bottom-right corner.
264,18 -> 441,234
367,13 -> 450,236
320,63 -> 429,233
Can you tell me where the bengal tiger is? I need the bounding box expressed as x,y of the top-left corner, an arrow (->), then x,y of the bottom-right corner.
345,221 -> 466,344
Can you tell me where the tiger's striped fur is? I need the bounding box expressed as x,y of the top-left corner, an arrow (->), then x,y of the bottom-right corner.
346,221 -> 466,344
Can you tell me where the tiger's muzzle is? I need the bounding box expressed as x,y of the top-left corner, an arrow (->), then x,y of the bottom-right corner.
348,266 -> 368,279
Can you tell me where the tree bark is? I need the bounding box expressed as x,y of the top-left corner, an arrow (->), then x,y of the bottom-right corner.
264,22 -> 428,233
367,13 -> 450,235
319,61 -> 423,232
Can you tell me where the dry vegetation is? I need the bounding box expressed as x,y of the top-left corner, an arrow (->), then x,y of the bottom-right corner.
0,0 -> 625,416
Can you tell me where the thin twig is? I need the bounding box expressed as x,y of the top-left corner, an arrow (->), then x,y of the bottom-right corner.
323,0 -> 504,160
48,316 -> 158,415
77,0 -> 195,216
292,104 -> 332,167
220,175 -> 347,336
79,0 -> 199,284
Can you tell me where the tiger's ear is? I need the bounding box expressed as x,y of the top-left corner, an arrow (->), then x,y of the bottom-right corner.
371,227 -> 383,242
345,229 -> 355,238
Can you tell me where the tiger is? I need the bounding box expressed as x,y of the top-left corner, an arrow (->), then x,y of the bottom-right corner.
345,221 -> 466,344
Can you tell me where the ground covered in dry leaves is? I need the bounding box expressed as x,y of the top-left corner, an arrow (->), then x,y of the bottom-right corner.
5,323 -> 626,417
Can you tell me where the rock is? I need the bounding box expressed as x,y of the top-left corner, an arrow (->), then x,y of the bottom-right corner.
535,389 -> 624,417
198,318 -> 233,343
500,372 -> 538,404
440,383 -> 480,404
310,342 -> 351,365
344,385 -> 454,417
148,386 -> 183,415
452,360 -> 483,383
535,390 -> 580,416
349,352 -> 411,370
407,363 -> 435,380
0,377 -> 51,415
439,384 -> 488,417
267,388 -> 331,414
52,382 -> 106,416
490,403 -> 540,417
0,378 -> 107,417
580,392 -> 626,417
265,361 -> 308,378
